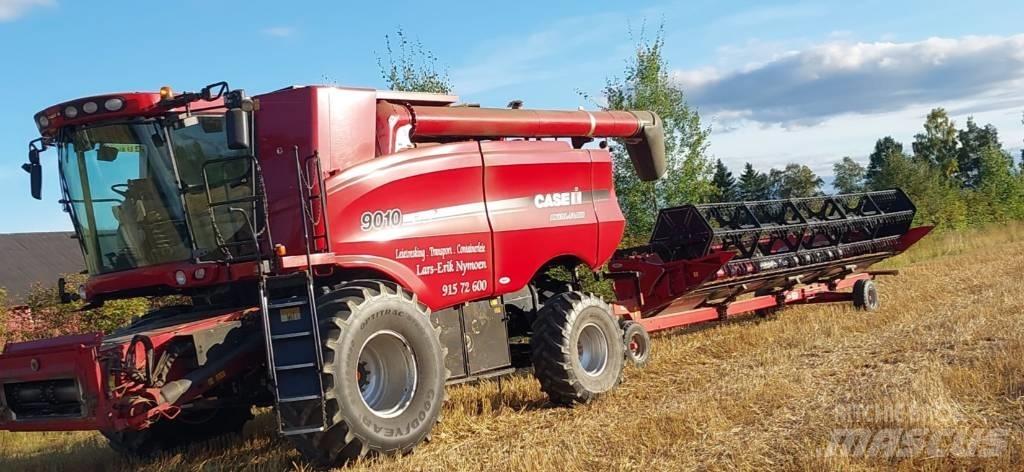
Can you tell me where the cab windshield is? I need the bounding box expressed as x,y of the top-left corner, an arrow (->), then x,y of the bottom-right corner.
58,116 -> 255,275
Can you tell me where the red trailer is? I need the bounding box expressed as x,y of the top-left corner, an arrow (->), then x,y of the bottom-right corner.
2,82 -> 929,466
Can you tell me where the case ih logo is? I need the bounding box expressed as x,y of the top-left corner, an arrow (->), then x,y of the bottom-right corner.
534,189 -> 583,208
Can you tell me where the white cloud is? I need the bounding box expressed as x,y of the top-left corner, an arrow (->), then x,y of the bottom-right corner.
0,0 -> 54,21
261,26 -> 294,38
678,35 -> 1024,127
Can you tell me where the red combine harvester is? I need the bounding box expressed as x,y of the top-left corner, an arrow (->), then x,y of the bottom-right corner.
2,82 -> 930,466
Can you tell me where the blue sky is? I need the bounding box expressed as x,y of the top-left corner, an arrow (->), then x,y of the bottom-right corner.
1,0 -> 1022,232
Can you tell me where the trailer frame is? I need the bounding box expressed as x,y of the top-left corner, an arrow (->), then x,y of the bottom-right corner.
615,271 -> 875,334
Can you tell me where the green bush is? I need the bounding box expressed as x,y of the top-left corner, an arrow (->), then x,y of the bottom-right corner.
14,274 -> 165,341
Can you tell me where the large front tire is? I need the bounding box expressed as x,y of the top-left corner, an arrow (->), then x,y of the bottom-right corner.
285,281 -> 446,468
530,292 -> 625,405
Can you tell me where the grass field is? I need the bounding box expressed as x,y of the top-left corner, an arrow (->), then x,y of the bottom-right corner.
2,223 -> 1023,471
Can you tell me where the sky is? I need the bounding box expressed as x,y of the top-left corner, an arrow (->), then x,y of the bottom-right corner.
0,0 -> 1022,233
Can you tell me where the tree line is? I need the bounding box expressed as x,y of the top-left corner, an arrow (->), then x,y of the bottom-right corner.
709,108 -> 1024,233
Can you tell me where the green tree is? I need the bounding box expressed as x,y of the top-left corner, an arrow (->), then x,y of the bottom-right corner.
832,157 -> 866,194
966,146 -> 1024,224
866,145 -> 967,229
957,117 -> 1003,188
769,163 -> 824,198
912,108 -> 959,177
711,159 -> 736,202
601,26 -> 715,243
736,163 -> 771,201
377,27 -> 453,94
866,137 -> 904,184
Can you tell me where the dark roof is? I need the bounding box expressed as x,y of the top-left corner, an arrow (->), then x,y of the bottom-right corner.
0,232 -> 83,304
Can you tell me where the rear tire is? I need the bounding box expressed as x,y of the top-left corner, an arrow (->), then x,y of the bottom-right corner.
853,279 -> 880,312
530,292 -> 624,405
102,406 -> 252,457
284,281 -> 446,468
621,321 -> 651,367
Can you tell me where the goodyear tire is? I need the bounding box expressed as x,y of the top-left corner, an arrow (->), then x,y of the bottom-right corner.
853,279 -> 880,312
102,406 -> 252,457
530,292 -> 624,405
621,321 -> 651,367
285,281 -> 445,468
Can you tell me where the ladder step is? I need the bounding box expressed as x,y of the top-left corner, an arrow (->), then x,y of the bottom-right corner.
275,362 -> 316,371
271,331 -> 312,340
279,394 -> 322,403
268,299 -> 308,309
281,425 -> 326,436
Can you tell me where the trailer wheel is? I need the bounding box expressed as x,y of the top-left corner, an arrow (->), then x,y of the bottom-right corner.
284,280 -> 446,468
530,292 -> 624,405
621,321 -> 651,367
853,279 -> 880,311
101,406 -> 252,457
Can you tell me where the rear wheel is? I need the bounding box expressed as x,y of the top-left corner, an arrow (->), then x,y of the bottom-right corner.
853,279 -> 880,311
102,406 -> 252,457
621,321 -> 651,367
530,292 -> 625,405
284,281 -> 446,468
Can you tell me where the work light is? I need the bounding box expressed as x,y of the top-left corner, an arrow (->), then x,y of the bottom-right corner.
104,97 -> 124,111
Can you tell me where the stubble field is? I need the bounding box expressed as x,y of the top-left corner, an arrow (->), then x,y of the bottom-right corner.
2,224 -> 1023,471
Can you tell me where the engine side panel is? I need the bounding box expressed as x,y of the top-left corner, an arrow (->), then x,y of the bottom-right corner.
323,139 -> 626,311
481,140 -> 600,292
324,142 -> 494,310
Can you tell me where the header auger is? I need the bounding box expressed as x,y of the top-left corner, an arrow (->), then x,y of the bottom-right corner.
2,82 -> 930,467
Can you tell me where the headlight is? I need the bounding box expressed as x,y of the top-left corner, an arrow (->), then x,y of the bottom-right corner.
64,106 -> 78,118
240,98 -> 255,112
37,116 -> 49,127
104,97 -> 124,111
77,285 -> 87,301
174,270 -> 187,286
82,101 -> 98,114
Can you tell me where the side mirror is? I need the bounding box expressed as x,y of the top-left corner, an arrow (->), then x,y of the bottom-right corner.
225,108 -> 250,150
201,82 -> 229,101
22,147 -> 42,200
97,145 -> 119,162
58,277 -> 80,304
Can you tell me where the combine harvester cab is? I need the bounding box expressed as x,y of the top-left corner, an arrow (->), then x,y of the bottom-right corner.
608,189 -> 932,355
